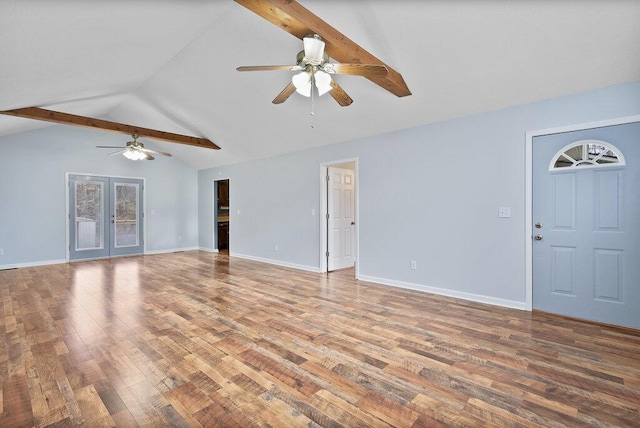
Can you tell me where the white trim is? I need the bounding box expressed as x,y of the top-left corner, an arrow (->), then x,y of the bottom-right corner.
0,247 -> 200,270
231,252 -> 322,273
199,246 -> 218,253
525,114 -> 640,311
144,246 -> 198,255
358,274 -> 526,311
0,259 -> 67,271
319,157 -> 360,276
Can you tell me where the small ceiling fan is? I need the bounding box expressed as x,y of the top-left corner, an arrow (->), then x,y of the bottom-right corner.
97,134 -> 172,160
237,34 -> 389,106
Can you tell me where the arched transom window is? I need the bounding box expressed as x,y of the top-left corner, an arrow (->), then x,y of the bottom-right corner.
549,140 -> 625,171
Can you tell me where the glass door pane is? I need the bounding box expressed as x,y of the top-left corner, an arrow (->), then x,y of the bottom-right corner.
69,175 -> 110,260
114,183 -> 139,247
76,181 -> 104,250
109,178 -> 144,257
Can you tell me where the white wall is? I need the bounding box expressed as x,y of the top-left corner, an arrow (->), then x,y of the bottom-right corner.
199,81 -> 640,308
0,125 -> 199,268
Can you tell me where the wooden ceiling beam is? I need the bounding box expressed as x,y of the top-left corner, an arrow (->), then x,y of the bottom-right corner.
0,107 -> 220,150
234,0 -> 411,98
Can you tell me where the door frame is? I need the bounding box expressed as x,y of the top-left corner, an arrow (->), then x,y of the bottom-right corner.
65,172 -> 146,261
525,114 -> 640,310
320,158 -> 359,275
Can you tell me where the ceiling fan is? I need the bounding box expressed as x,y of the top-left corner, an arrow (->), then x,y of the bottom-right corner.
237,34 -> 389,106
96,134 -> 172,161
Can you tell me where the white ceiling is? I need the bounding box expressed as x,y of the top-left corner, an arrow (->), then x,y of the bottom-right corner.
1,0 -> 639,169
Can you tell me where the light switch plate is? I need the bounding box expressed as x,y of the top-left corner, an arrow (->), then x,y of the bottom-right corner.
498,207 -> 512,218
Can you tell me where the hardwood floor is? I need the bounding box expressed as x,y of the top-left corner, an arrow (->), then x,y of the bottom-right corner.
1,251 -> 639,427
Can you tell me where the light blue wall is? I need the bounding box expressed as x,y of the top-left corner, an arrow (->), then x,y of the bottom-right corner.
0,125 -> 198,268
199,81 -> 640,308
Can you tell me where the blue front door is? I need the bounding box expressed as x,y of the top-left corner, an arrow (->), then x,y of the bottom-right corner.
532,122 -> 640,329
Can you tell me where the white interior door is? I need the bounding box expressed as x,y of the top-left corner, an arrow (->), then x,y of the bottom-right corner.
69,175 -> 144,261
532,123 -> 639,329
327,166 -> 355,271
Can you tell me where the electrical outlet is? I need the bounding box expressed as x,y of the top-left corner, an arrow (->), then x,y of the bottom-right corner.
0,248 -> 3,256
410,260 -> 417,270
274,244 -> 279,251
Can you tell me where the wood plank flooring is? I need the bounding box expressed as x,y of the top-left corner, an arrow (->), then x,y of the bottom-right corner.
1,250 -> 639,427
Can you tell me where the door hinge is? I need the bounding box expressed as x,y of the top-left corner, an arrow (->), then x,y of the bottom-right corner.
326,251 -> 330,258
326,175 -> 330,182
326,213 -> 330,219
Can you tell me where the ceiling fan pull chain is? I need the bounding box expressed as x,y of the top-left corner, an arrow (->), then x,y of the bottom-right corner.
310,68 -> 316,128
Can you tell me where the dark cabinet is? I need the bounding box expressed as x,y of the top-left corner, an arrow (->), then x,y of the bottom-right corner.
217,180 -> 229,213
217,221 -> 229,250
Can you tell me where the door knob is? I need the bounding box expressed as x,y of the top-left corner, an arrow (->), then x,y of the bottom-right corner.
535,222 -> 542,229
534,234 -> 543,241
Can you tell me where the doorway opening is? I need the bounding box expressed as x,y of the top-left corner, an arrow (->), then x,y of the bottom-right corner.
320,159 -> 358,275
215,179 -> 230,253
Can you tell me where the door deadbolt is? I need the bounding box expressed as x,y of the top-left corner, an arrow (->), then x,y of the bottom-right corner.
534,234 -> 543,241
535,222 -> 542,229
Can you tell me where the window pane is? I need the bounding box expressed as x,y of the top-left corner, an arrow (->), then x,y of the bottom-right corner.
550,140 -> 622,170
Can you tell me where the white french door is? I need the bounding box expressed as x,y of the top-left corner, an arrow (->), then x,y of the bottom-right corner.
69,175 -> 144,261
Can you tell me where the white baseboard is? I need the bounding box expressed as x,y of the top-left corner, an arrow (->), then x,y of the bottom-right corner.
198,247 -> 218,253
357,274 -> 527,311
0,259 -> 67,270
144,246 -> 199,255
230,252 -> 322,273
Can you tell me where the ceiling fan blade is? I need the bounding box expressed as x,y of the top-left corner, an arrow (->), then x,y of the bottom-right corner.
96,145 -> 126,149
324,63 -> 388,78
108,149 -> 127,156
236,65 -> 302,72
145,154 -> 155,160
329,80 -> 353,107
139,147 -> 172,157
272,82 -> 296,104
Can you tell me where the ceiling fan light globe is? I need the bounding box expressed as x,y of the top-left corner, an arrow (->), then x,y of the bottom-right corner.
315,70 -> 332,96
292,71 -> 312,97
123,149 -> 147,161
303,35 -> 325,64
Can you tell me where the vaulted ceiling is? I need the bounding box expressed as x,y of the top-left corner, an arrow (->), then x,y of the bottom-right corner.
1,1 -> 639,169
